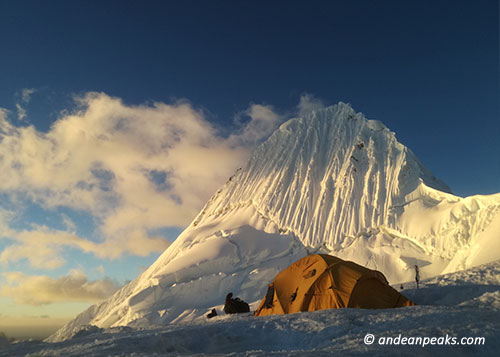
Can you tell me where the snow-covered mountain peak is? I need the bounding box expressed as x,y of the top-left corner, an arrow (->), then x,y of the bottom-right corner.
192,103 -> 451,247
48,103 -> 500,343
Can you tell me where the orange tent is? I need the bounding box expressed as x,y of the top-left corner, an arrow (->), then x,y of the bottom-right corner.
255,254 -> 414,316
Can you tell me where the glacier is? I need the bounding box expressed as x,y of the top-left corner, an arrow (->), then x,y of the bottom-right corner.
47,102 -> 500,342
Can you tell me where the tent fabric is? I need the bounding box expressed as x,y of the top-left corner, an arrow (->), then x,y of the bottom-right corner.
255,254 -> 414,317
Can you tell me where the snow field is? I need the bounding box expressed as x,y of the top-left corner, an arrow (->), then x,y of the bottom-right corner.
3,260 -> 500,356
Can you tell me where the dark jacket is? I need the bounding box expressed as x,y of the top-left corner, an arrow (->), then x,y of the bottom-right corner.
223,293 -> 250,314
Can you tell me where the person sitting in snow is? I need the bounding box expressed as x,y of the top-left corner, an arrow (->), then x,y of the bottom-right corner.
223,292 -> 250,314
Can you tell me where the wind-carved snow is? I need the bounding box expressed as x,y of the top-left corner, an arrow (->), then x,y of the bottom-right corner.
194,105 -> 452,254
48,103 -> 500,342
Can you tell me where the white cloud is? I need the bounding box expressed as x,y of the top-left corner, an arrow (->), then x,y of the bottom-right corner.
15,88 -> 37,121
297,93 -> 325,117
231,104 -> 283,146
15,103 -> 27,121
20,88 -> 36,103
0,225 -> 171,269
1,270 -> 122,305
0,92 -> 284,268
60,214 -> 77,233
0,108 -> 11,131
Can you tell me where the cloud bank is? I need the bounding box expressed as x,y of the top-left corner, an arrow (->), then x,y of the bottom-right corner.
0,92 -> 286,268
1,270 -> 122,305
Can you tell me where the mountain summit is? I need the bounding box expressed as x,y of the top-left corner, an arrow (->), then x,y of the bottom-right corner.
49,103 -> 500,342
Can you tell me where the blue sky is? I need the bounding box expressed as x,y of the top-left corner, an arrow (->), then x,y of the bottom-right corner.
0,0 -> 498,339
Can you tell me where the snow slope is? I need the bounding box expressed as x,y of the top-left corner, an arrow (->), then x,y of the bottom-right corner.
48,103 -> 500,342
8,260 -> 500,356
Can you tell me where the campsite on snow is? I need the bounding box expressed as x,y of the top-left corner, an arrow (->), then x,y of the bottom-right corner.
2,104 -> 499,356
2,254 -> 500,356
